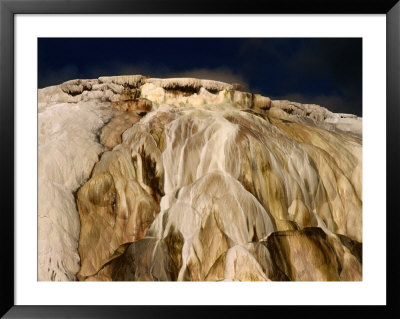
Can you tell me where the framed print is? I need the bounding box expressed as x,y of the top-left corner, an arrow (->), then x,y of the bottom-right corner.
1,0 -> 399,318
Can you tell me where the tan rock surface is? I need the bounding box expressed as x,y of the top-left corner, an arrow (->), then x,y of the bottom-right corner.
38,75 -> 362,281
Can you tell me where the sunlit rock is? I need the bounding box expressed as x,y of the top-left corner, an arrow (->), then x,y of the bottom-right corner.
264,227 -> 361,281
98,75 -> 147,87
38,100 -> 114,281
38,74 -> 362,281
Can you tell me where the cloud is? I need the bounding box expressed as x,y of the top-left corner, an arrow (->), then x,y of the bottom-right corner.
37,38 -> 361,115
40,61 -> 249,95
39,64 -> 80,88
168,68 -> 248,88
105,62 -> 171,78
283,39 -> 362,91
273,92 -> 359,115
87,63 -> 249,88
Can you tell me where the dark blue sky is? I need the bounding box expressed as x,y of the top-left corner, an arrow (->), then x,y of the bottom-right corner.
38,38 -> 362,116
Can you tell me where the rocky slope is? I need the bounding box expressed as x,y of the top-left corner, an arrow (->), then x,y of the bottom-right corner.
38,75 -> 362,281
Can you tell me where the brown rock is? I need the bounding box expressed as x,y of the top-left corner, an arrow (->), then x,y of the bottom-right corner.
100,111 -> 141,150
112,98 -> 152,113
76,147 -> 160,280
265,227 -> 341,281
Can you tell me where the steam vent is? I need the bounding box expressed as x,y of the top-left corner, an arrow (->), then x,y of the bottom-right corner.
38,75 -> 362,281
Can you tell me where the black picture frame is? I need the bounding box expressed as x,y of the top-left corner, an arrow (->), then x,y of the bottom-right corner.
1,0 -> 399,318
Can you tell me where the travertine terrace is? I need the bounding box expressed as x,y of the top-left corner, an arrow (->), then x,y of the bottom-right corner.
38,75 -> 362,281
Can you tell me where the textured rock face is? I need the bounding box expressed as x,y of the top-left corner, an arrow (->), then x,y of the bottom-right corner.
38,75 -> 362,281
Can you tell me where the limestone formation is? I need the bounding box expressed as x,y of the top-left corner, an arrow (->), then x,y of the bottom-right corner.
38,75 -> 362,282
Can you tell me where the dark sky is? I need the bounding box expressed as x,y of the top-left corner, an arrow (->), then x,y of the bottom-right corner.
38,38 -> 362,116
